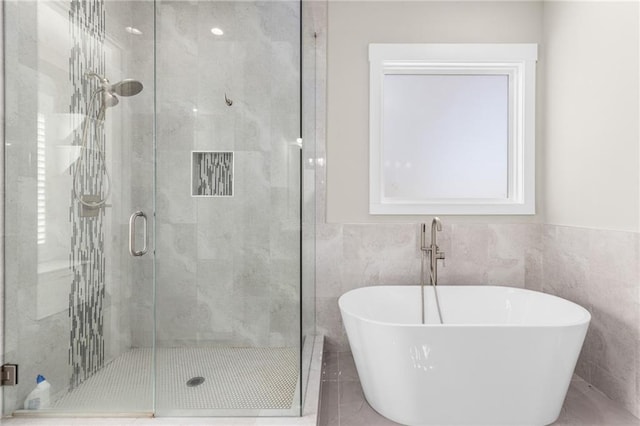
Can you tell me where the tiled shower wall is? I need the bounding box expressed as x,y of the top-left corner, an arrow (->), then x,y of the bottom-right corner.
145,1 -> 302,348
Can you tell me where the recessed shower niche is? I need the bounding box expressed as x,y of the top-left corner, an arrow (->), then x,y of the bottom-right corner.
191,151 -> 234,197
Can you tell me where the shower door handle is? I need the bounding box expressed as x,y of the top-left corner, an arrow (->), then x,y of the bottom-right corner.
129,211 -> 148,257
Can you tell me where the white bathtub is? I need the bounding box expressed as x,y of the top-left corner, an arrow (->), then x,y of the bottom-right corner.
339,285 -> 590,426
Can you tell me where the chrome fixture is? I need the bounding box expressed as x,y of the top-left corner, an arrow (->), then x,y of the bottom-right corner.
186,377 -> 205,387
129,211 -> 149,257
85,72 -> 143,120
420,217 -> 445,324
425,217 -> 445,286
1,364 -> 18,386
72,72 -> 144,211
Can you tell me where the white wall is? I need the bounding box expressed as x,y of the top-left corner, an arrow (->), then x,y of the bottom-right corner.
543,1 -> 640,232
326,1 -> 544,223
539,1 -> 640,416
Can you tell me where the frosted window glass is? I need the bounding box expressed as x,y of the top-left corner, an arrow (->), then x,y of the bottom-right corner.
382,74 -> 509,200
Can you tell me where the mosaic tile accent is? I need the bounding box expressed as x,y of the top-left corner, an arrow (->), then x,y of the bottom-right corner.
192,151 -> 234,197
68,0 -> 106,390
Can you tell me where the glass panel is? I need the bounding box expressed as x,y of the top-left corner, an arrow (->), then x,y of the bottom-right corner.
3,0 -> 155,414
154,0 -> 302,417
301,0 -> 319,408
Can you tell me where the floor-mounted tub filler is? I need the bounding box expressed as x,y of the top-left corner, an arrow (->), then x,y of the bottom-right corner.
339,285 -> 590,426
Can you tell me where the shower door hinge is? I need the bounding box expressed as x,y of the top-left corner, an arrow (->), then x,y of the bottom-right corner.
1,364 -> 18,386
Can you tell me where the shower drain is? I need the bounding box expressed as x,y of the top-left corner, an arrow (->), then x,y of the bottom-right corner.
186,376 -> 205,387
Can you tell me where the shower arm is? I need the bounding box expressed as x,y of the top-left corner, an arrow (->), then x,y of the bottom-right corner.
85,71 -> 108,85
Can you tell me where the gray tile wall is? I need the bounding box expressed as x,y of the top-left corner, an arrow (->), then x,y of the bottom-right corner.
151,1 -> 301,348
316,222 -> 539,352
537,225 -> 640,418
315,222 -> 640,416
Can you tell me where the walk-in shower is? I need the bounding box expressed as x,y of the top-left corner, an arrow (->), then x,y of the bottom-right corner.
2,0 -> 317,418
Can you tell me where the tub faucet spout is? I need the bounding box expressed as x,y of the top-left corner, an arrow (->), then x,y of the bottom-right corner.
420,218 -> 445,324
421,217 -> 445,285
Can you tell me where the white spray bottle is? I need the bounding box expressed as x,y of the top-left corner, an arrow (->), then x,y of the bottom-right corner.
24,374 -> 51,410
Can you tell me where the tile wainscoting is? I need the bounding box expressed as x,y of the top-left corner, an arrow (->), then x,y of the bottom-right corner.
316,222 -> 540,352
541,225 -> 639,418
316,223 -> 640,418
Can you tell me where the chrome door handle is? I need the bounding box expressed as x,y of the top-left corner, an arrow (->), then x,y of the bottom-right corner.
129,211 -> 148,257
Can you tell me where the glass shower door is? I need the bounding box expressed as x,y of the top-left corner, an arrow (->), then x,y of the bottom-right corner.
3,0 -> 155,415
153,0 -> 303,417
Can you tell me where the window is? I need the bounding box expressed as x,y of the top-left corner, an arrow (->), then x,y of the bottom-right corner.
369,43 -> 537,215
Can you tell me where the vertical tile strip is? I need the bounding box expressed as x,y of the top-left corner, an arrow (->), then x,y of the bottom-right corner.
68,0 -> 106,390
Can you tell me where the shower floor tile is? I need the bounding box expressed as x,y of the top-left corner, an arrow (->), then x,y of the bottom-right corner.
51,347 -> 298,412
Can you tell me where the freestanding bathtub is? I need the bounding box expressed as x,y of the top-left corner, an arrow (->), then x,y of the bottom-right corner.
339,285 -> 590,426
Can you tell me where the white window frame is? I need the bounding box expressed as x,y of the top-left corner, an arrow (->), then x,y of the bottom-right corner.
369,43 -> 537,215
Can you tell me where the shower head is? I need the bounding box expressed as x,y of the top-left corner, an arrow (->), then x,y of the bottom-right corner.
102,91 -> 120,108
85,72 -> 143,111
110,79 -> 144,97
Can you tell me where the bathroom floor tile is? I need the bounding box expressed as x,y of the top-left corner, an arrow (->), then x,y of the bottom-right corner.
553,378 -> 640,425
337,352 -> 359,382
338,381 -> 400,426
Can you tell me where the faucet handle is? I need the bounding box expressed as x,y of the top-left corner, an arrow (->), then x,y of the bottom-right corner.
437,251 -> 445,267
